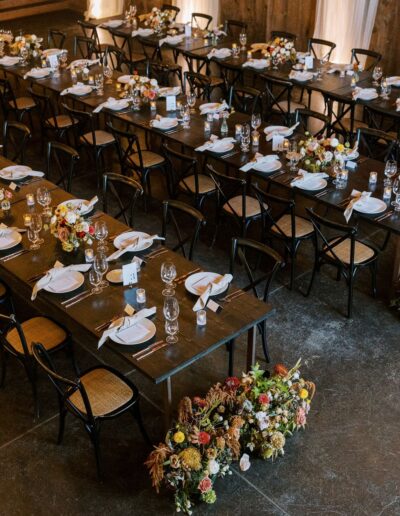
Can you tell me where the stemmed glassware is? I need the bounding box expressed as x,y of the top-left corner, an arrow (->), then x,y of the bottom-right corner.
103,64 -> 113,84
380,77 -> 391,100
186,91 -> 196,113
36,187 -> 52,216
392,177 -> 400,211
239,31 -> 247,51
251,113 -> 261,135
89,268 -> 102,294
384,159 -> 397,185
163,296 -> 179,344
95,220 -> 108,252
240,123 -> 251,152
27,227 -> 40,250
59,50 -> 68,69
95,73 -> 104,95
30,213 -> 43,245
94,252 -> 109,288
20,46 -> 29,66
161,261 -> 177,296
286,140 -> 301,172
372,66 -> 383,86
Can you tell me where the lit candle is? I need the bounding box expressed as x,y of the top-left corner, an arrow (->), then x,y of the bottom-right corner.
383,185 -> 392,199
176,100 -> 182,110
115,82 -> 122,92
26,193 -> 35,206
197,309 -> 207,326
340,169 -> 348,181
23,213 -> 32,226
136,288 -> 146,303
207,112 -> 214,122
247,51 -> 252,60
283,139 -> 290,151
150,100 -> 157,111
88,75 -> 94,85
232,43 -> 237,50
85,248 -> 94,263
70,68 -> 77,83
235,124 -> 242,138
369,171 -> 378,184
204,120 -> 211,133
252,133 -> 260,146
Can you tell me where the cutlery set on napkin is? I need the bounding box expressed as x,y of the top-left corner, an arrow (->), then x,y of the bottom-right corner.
242,59 -> 269,69
239,153 -> 279,172
289,70 -> 315,82
343,190 -> 371,222
264,123 -> 299,141
93,97 -> 129,113
98,307 -> 157,348
290,170 -> 329,187
31,263 -> 91,301
199,101 -> 229,115
107,235 -> 164,261
352,87 -> 378,101
192,274 -> 233,311
23,67 -> 53,80
207,48 -> 232,59
60,82 -> 93,96
195,135 -> 236,152
159,34 -> 185,46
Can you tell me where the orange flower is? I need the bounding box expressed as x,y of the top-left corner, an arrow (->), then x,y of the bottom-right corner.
274,364 -> 288,377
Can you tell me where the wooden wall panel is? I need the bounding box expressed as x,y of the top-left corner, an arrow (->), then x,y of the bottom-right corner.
369,0 -> 400,75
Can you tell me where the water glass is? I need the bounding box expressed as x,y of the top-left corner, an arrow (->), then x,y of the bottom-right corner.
165,318 -> 179,344
94,252 -> 109,288
240,123 -> 251,152
161,261 -> 177,296
103,64 -> 113,84
27,227 -> 40,250
384,160 -> 397,185
186,92 -> 196,113
89,269 -> 102,294
95,73 -> 104,95
372,66 -> 382,86
182,106 -> 191,129
36,187 -> 51,216
95,220 -> 108,251
251,112 -> 261,134
30,213 -> 43,245
163,296 -> 179,321
392,177 -> 400,210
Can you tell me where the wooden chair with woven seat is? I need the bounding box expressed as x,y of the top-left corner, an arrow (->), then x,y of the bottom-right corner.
73,35 -> 97,59
108,122 -> 167,211
46,141 -> 80,193
261,75 -> 305,125
47,28 -> 66,49
102,172 -> 143,227
322,90 -> 367,140
161,4 -> 180,20
147,61 -> 183,88
252,185 -> 314,290
305,207 -> 379,318
162,199 -> 206,260
139,37 -> 183,84
0,280 -> 14,315
227,237 -> 284,373
356,127 -> 399,162
184,70 -> 224,101
307,38 -> 336,60
77,19 -> 107,58
229,85 -> 263,116
3,120 -> 31,164
63,104 -> 116,189
192,12 -> 213,30
32,343 -> 150,478
224,19 -> 248,38
0,313 -> 75,419
351,48 -> 381,71
295,108 -> 330,138
206,164 -> 264,243
271,30 -> 297,42
162,143 -> 216,210
106,27 -> 146,66
0,77 -> 36,125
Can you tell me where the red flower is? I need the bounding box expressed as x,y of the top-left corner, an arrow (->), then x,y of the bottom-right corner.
88,226 -> 95,235
225,376 -> 240,390
193,396 -> 207,408
258,393 -> 269,405
198,476 -> 212,493
198,431 -> 211,445
274,364 -> 288,377
77,231 -> 85,239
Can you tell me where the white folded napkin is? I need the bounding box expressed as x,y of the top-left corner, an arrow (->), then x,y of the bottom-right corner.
151,115 -> 178,129
212,28 -> 227,37
0,223 -> 26,233
345,142 -> 359,160
289,70 -> 314,82
93,97 -> 120,113
60,82 -> 91,96
23,67 -> 52,79
290,169 -> 329,187
264,123 -> 299,141
242,59 -> 269,69
352,87 -> 378,101
98,306 -> 157,348
240,153 -> 279,172
159,34 -> 185,46
31,263 -> 91,300
387,76 -> 400,86
107,235 -> 164,261
101,19 -> 124,28
1,166 -> 44,178
396,98 -> 400,112
79,195 -> 98,213
193,274 -> 233,311
207,48 -> 232,59
0,56 -> 21,66
344,190 -> 371,222
131,28 -> 154,37
199,100 -> 229,115
158,86 -> 181,97
195,135 -> 236,152
67,59 -> 99,70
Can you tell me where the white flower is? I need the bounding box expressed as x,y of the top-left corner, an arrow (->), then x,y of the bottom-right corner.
287,380 -> 292,387
208,459 -> 220,475
324,151 -> 333,162
150,78 -> 158,87
239,453 -> 251,472
76,221 -> 89,233
65,211 -> 77,224
276,407 -> 282,414
243,400 -> 253,411
83,67 -> 89,74
330,137 -> 339,148
316,159 -> 321,166
50,215 -> 57,224
307,140 -> 319,152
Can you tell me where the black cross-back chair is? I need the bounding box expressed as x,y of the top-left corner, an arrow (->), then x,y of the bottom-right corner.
0,313 -> 75,420
46,141 -> 80,193
104,44 -> 131,73
261,74 -> 304,125
147,61 -> 183,88
184,70 -> 224,98
307,38 -> 336,60
0,280 -> 14,316
271,30 -> 297,42
305,208 -> 379,318
224,19 -> 248,38
356,127 -> 399,162
218,60 -> 243,93
102,172 -> 143,227
73,35 -> 97,59
229,85 -> 263,116
227,237 -> 284,373
351,48 -> 381,71
364,104 -> 400,139
139,37 -> 182,85
161,199 -> 206,261
192,12 -> 213,30
77,19 -> 105,57
163,143 -> 216,210
161,4 -> 180,20
322,90 -> 364,140
0,77 -> 36,125
32,343 -> 150,478
3,120 -> 31,164
295,108 -> 330,138
47,28 -> 66,49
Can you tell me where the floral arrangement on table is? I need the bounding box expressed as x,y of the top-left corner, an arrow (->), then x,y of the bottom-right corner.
0,187 -> 13,211
298,133 -> 351,172
143,7 -> 173,30
127,75 -> 159,100
146,360 -> 315,514
262,37 -> 296,65
9,34 -> 42,58
50,203 -> 94,252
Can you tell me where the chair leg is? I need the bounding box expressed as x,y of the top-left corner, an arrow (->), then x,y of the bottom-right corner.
258,321 -> 270,363
304,259 -> 318,297
57,407 -> 67,445
0,346 -> 7,387
25,364 -> 39,420
371,262 -> 377,298
289,253 -> 295,290
66,340 -> 80,376
87,423 -> 102,479
227,340 -> 234,376
347,273 -> 354,318
132,401 -> 151,445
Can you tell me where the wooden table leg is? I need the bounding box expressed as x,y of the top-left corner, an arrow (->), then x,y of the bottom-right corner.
246,325 -> 257,371
391,234 -> 400,296
163,376 -> 172,431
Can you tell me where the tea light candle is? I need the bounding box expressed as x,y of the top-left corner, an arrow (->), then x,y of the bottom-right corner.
197,309 -> 207,326
247,51 -> 252,60
252,133 -> 260,146
232,43 -> 237,50
150,100 -> 157,111
176,100 -> 182,110
70,68 -> 77,80
283,139 -> 290,151
383,185 -> 392,199
23,213 -> 32,226
207,112 -> 214,122
235,124 -> 242,138
204,121 -> 211,133
369,171 -> 378,184
341,169 -> 349,181
115,82 -> 122,92
26,193 -> 35,206
88,75 -> 94,85
85,248 -> 94,263
351,75 -> 357,88
136,288 -> 146,303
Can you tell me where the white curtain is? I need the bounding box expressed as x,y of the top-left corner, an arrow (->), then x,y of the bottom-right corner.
174,0 -> 220,27
313,0 -> 379,63
86,0 -> 124,20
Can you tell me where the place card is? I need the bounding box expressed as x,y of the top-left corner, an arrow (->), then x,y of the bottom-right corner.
166,95 -> 176,111
272,134 -> 284,151
124,303 -> 135,316
305,55 -> 314,70
9,182 -> 17,191
47,54 -> 59,69
122,262 -> 138,286
346,160 -> 357,170
207,299 -> 221,313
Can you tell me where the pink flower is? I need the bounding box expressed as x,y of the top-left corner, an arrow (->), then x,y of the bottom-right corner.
198,476 -> 212,493
198,431 -> 211,445
296,407 -> 307,426
225,376 -> 240,390
5,190 -> 12,199
58,226 -> 70,242
258,393 -> 269,406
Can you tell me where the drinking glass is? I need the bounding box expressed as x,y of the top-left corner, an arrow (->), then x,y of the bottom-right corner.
161,261 -> 177,296
132,89 -> 141,111
165,318 -> 179,344
36,187 -> 51,216
239,31 -> 247,51
240,123 -> 251,152
372,66 -> 382,86
392,177 -> 400,211
59,50 -> 68,69
163,296 -> 180,321
95,73 -> 104,95
94,252 -> 109,288
384,159 -> 397,185
27,227 -> 40,250
30,213 -> 43,245
251,113 -> 261,134
103,64 -> 113,84
182,105 -> 191,128
20,46 -> 29,65
186,92 -> 196,113
89,268 -> 102,294
95,220 -> 108,251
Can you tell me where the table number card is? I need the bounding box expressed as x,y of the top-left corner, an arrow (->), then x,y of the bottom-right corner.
272,134 -> 284,151
207,299 -> 222,313
47,54 -> 59,69
124,303 -> 135,316
122,263 -> 138,286
305,55 -> 314,70
9,182 -> 17,191
166,95 -> 176,111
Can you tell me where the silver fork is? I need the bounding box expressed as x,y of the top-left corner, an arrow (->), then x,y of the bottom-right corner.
64,290 -> 95,309
1,249 -> 30,262
61,288 -> 90,305
220,151 -> 239,159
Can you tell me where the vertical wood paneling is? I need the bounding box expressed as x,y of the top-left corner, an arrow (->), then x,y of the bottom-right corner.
369,0 -> 400,75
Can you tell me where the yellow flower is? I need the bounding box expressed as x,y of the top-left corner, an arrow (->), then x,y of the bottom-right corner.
173,431 -> 185,444
336,144 -> 344,152
179,447 -> 202,471
299,388 -> 309,399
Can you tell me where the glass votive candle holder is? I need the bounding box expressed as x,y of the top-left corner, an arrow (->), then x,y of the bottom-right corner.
70,69 -> 77,83
26,193 -> 35,206
115,82 -> 122,92
206,112 -> 214,122
341,169 -> 348,181
252,133 -> 260,146
136,288 -> 146,303
235,124 -> 242,138
23,213 -> 32,226
85,248 -> 94,263
176,100 -> 182,110
383,185 -> 392,199
197,309 -> 207,326
283,139 -> 290,151
369,171 -> 378,184
247,51 -> 252,60
88,75 -> 94,85
204,121 -> 211,133
339,69 -> 345,78
150,100 -> 157,111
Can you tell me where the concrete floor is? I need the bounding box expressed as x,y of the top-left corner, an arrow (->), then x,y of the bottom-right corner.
0,10 -> 400,516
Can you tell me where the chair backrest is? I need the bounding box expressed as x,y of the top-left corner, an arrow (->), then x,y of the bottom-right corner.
261,74 -> 294,125
162,199 -> 206,260
271,31 -> 297,42
107,122 -> 144,173
47,28 -> 66,49
229,85 -> 262,116
351,48 -> 381,71
0,313 -> 31,358
63,103 -> 97,146
0,77 -> 17,117
230,237 -> 283,302
147,61 -> 176,87
184,71 -> 211,100
3,120 -> 31,164
217,60 -> 243,92
322,90 -> 355,136
192,12 -> 213,30
162,143 -> 198,196
295,108 -> 330,137
46,141 -> 80,192
77,19 -> 101,48
102,172 -> 143,227
73,35 -> 96,59
224,19 -> 247,38
356,127 -> 399,162
104,44 -> 130,73
161,4 -> 180,20
307,37 -> 336,60
139,36 -> 162,62
28,87 -> 58,128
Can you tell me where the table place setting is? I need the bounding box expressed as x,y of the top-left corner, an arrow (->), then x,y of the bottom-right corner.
98,306 -> 157,348
101,19 -> 125,28
290,169 -> 329,191
242,58 -> 269,69
60,82 -> 93,96
343,190 -> 387,222
289,70 -> 315,82
0,55 -> 21,67
386,76 -> 400,87
0,165 -> 44,181
195,135 -> 236,154
108,232 -> 164,261
207,47 -> 232,60
184,272 -> 233,311
31,262 -> 92,300
23,67 -> 53,80
199,101 -> 229,115
158,86 -> 181,97
57,196 -> 98,216
159,34 -> 185,46
240,153 -> 281,173
264,123 -> 298,141
93,97 -> 130,113
131,28 -> 154,37
150,115 -> 179,131
0,226 -> 23,251
352,87 -> 379,101
67,58 -> 99,69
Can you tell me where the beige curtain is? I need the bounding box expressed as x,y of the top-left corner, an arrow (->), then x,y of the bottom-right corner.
86,0 -> 124,20
174,0 -> 220,26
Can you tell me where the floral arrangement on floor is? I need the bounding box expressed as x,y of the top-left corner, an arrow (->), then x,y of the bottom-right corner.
146,360 -> 315,514
127,75 -> 159,100
0,187 -> 13,211
50,203 -> 94,252
9,34 -> 42,58
298,133 -> 352,172
143,7 -> 173,30
263,37 -> 296,65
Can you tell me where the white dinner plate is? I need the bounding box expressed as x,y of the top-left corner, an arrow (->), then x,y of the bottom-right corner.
294,178 -> 328,191
153,119 -> 179,130
0,230 -> 22,250
43,48 -> 61,56
252,160 -> 282,173
58,199 -> 94,215
106,269 -> 122,284
106,100 -> 130,111
103,19 -> 124,28
210,142 -> 234,154
344,151 -> 359,161
0,165 -> 31,180
70,85 -> 92,96
113,231 -> 152,252
264,125 -> 291,135
44,271 -> 84,293
117,75 -> 133,84
353,197 -> 387,214
110,318 -> 156,345
199,102 -> 222,112
185,272 -> 227,296
29,69 -> 51,79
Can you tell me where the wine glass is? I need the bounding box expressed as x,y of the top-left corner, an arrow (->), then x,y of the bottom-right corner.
239,31 -> 247,51
95,73 -> 104,95
182,105 -> 191,128
161,261 -> 177,296
27,227 -> 40,250
392,177 -> 400,211
94,252 -> 109,288
163,296 -> 180,321
30,213 -> 43,245
384,159 -> 397,185
103,64 -> 113,84
36,187 -> 51,216
59,50 -> 68,69
240,123 -> 251,152
165,318 -> 179,344
372,66 -> 382,86
186,91 -> 196,113
251,113 -> 261,134
95,220 -> 108,252
89,268 -> 102,294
